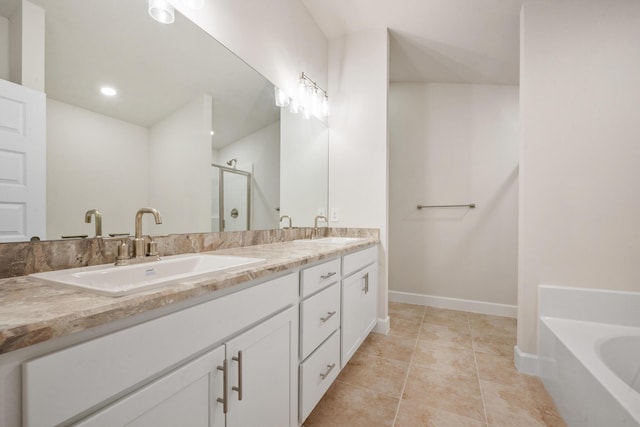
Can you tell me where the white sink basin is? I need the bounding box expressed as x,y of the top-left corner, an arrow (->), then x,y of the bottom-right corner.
29,254 -> 265,296
294,237 -> 364,244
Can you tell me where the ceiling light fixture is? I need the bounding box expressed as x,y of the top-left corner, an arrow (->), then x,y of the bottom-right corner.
100,86 -> 117,97
273,72 -> 328,119
148,0 -> 175,24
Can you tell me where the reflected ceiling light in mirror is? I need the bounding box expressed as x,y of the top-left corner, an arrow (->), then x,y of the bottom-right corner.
100,86 -> 117,97
148,0 -> 175,24
274,86 -> 290,107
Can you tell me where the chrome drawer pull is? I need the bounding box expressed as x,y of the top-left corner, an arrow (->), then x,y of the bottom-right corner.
320,272 -> 337,280
216,359 -> 228,414
320,311 -> 337,323
320,363 -> 336,380
232,351 -> 243,400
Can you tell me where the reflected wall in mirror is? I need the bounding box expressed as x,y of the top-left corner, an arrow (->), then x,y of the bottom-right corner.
0,0 -> 328,241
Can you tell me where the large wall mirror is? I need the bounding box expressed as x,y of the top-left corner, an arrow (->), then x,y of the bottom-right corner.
1,0 -> 328,241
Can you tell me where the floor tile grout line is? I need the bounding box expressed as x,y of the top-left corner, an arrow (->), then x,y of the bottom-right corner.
468,312 -> 490,426
391,306 -> 426,427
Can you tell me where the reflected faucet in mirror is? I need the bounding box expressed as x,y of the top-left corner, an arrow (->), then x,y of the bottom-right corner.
84,209 -> 103,238
280,215 -> 292,229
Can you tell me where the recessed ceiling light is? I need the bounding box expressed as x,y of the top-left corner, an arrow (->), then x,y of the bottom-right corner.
100,86 -> 117,97
210,130 -> 215,136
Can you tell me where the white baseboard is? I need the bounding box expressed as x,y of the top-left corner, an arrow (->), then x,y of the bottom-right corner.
372,316 -> 390,335
514,345 -> 538,376
388,290 -> 517,318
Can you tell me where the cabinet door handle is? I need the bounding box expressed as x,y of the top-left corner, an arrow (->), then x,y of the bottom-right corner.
319,363 -> 336,380
363,272 -> 369,294
232,351 -> 243,400
321,271 -> 337,280
216,359 -> 228,414
320,311 -> 337,323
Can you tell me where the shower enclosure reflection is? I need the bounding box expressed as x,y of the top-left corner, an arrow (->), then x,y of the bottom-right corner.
212,164 -> 251,232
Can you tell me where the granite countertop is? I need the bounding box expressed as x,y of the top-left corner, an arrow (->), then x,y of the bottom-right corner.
0,238 -> 378,354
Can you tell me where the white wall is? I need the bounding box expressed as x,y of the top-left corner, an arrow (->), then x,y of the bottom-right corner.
174,0 -> 327,104
218,121 -> 281,230
389,83 -> 519,307
148,95 -> 213,235
519,0 -> 640,354
0,16 -> 9,80
46,99 -> 148,239
280,108 -> 328,227
328,29 -> 389,323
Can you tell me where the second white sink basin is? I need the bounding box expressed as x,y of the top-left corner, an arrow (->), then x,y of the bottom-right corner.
29,254 -> 265,296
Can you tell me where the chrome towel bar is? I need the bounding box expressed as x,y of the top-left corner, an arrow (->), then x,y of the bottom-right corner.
417,203 -> 476,210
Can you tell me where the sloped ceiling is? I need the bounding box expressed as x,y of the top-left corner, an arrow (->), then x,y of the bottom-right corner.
302,0 -> 526,85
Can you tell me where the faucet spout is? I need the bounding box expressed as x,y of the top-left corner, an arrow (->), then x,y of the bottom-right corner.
135,207 -> 163,238
84,209 -> 102,238
133,208 -> 163,258
312,215 -> 327,239
280,215 -> 292,229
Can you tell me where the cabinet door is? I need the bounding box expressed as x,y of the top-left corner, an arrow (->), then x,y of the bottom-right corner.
76,345 -> 226,427
341,265 -> 378,367
225,306 -> 298,427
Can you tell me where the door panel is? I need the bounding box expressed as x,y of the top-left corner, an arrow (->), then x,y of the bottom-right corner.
0,79 -> 46,242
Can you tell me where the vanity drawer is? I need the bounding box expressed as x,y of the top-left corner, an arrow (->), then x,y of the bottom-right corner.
342,246 -> 377,277
300,258 -> 341,297
300,282 -> 340,359
299,330 -> 340,423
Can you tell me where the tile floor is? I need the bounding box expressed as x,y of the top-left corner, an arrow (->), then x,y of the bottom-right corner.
303,302 -> 566,427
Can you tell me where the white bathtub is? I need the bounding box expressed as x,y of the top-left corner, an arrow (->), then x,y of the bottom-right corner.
538,285 -> 640,427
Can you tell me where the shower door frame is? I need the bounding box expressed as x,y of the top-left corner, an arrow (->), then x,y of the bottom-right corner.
212,163 -> 252,232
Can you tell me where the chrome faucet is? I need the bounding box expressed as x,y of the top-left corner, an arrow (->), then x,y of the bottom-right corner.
280,215 -> 292,229
84,209 -> 102,238
133,208 -> 163,259
312,215 -> 327,239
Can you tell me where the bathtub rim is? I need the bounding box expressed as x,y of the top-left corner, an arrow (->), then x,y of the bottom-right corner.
540,316 -> 640,424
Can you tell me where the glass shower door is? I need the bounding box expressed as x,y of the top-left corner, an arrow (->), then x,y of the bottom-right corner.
212,165 -> 251,232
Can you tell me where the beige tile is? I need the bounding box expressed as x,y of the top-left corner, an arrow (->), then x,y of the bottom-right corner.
389,316 -> 423,339
424,307 -> 469,328
395,399 -> 487,427
418,322 -> 473,351
412,339 -> 477,379
468,314 -> 517,338
471,333 -> 516,357
476,352 -> 533,387
481,379 -> 566,427
358,332 -> 416,363
303,380 -> 398,427
402,364 -> 485,422
338,351 -> 409,398
390,302 -> 426,322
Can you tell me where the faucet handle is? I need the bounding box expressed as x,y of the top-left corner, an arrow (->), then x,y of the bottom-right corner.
146,235 -> 161,257
115,239 -> 130,265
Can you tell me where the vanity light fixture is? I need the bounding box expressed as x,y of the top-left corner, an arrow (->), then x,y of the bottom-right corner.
148,0 -> 175,24
100,86 -> 117,97
273,72 -> 328,119
274,86 -> 290,107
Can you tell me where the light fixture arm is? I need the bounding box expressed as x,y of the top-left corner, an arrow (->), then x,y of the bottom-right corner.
300,72 -> 328,98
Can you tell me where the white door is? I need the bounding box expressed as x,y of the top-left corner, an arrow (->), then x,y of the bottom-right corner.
75,345 -> 227,427
0,79 -> 46,242
226,306 -> 298,427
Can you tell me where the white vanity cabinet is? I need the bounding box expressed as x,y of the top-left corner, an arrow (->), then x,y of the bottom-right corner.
298,259 -> 342,423
297,245 -> 379,423
341,246 -> 378,366
23,272 -> 299,427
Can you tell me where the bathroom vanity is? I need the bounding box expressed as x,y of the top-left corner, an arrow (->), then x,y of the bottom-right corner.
0,237 -> 379,427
